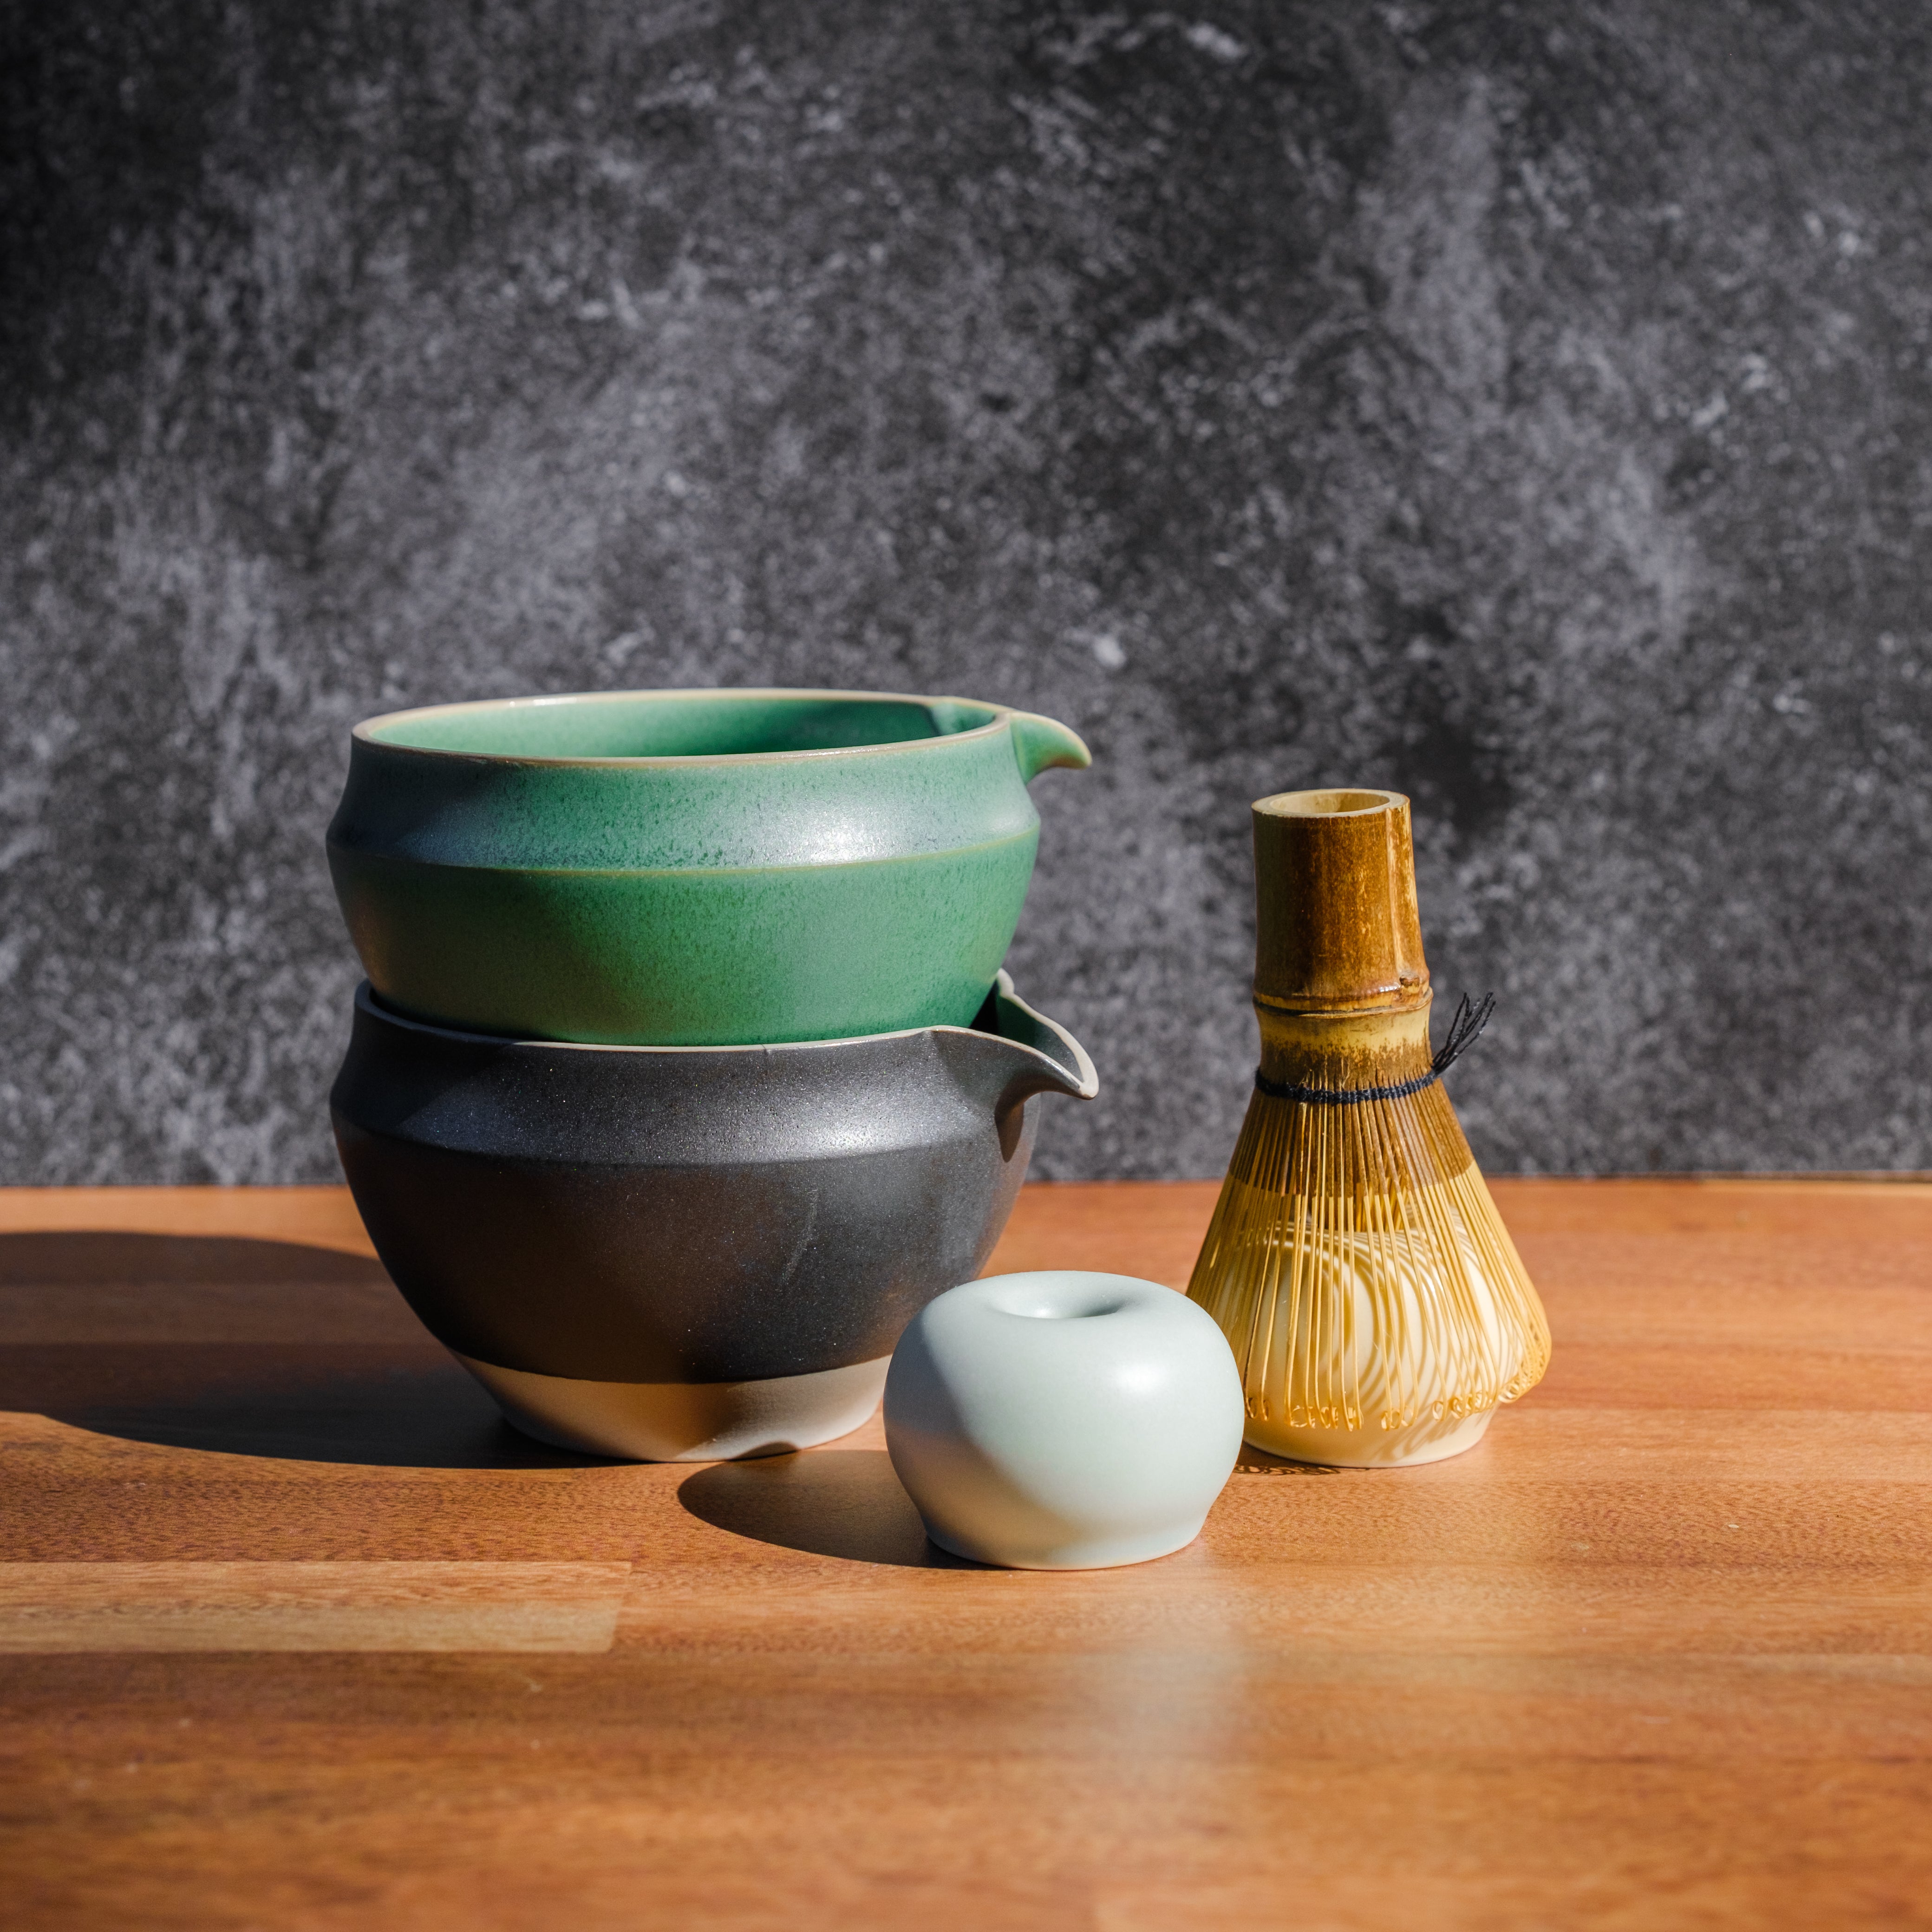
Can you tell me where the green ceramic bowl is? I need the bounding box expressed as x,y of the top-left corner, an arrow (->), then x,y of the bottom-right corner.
325,688 -> 1091,1045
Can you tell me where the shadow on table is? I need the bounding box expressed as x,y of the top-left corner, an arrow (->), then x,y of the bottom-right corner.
0,1231 -> 607,1471
1233,1445 -> 1351,1475
678,1450 -> 985,1567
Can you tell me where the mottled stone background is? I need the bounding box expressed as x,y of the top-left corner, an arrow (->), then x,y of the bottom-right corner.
3,0 -> 1929,1183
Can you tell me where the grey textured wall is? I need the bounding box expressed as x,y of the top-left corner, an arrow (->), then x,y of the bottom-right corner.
3,0 -> 1930,1184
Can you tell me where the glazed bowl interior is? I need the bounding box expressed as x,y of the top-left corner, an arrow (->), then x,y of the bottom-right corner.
362,692 -> 1003,761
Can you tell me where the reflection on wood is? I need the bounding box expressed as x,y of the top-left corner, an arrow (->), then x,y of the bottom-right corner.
0,1561 -> 628,1653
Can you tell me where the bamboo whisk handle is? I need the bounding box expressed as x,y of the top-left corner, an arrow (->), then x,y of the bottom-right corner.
1252,788 -> 1430,1014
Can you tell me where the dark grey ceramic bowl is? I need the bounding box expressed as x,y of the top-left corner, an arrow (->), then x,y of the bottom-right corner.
330,973 -> 1097,1460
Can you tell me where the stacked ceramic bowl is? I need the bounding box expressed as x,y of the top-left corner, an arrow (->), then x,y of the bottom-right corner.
324,688 -> 1098,1460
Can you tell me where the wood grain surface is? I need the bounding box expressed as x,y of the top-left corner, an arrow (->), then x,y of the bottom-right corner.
1,1179 -> 1929,1929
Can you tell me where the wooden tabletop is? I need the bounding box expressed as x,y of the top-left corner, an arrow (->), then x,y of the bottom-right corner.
1,1178 -> 1929,1929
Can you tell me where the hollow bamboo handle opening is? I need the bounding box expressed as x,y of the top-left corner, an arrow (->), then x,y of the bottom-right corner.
1252,788 -> 1430,1013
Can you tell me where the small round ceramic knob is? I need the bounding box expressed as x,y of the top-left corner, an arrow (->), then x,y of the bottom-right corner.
883,1271 -> 1245,1570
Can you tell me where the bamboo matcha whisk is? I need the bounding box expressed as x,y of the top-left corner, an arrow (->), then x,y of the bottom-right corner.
1186,789 -> 1550,1467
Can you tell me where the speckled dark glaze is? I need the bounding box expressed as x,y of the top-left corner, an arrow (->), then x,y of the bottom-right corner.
330,972 -> 1097,1384
326,688 -> 1090,1045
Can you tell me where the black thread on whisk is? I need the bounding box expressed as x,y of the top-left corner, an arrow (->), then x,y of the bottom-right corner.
1253,992 -> 1497,1106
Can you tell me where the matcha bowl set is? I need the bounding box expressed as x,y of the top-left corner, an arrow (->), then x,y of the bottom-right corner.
325,689 -> 1099,1460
